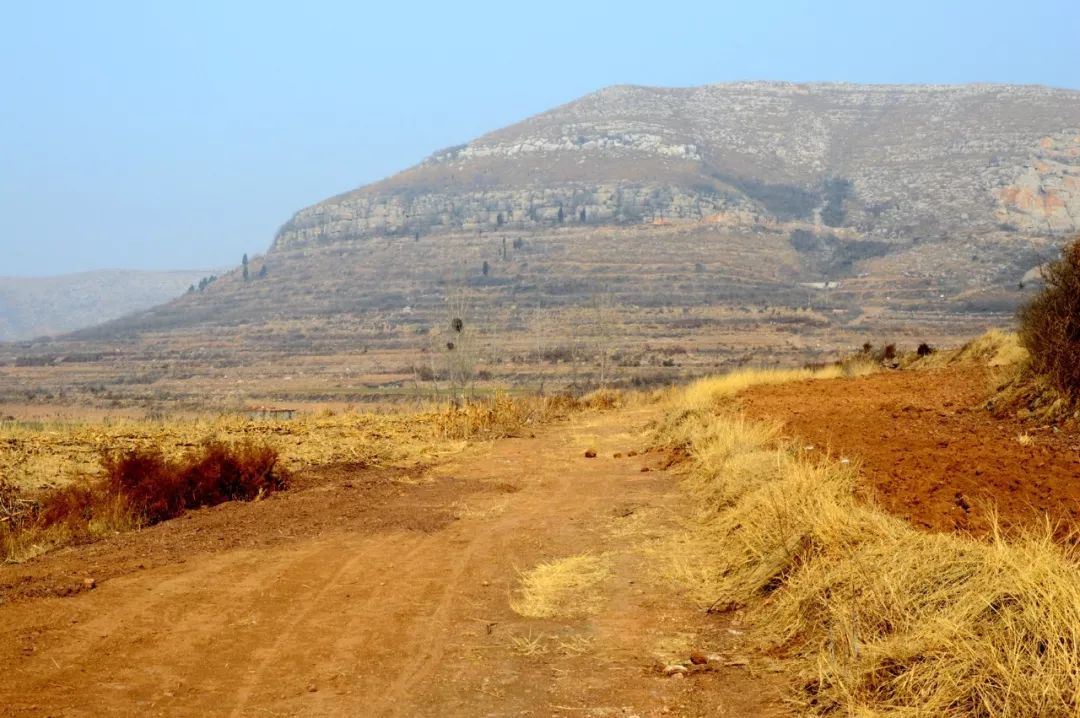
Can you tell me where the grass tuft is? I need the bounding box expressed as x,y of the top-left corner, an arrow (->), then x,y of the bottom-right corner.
510,553 -> 612,618
433,390 -> 620,440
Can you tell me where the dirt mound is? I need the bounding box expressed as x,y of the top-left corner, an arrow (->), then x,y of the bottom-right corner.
739,367 -> 1080,534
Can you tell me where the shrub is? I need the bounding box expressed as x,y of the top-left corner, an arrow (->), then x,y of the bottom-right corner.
104,442 -> 285,524
916,342 -> 934,357
2,480 -> 137,561
38,484 -> 103,527
1018,236 -> 1080,399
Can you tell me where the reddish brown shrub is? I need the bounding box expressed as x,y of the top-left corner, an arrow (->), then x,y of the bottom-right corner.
102,448 -> 180,524
1019,236 -> 1080,400
38,484 -> 102,527
2,442 -> 284,561
104,441 -> 285,524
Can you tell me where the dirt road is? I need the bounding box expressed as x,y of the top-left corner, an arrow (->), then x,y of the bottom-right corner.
0,406 -> 785,717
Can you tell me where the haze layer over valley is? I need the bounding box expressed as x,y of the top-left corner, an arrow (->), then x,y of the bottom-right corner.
0,270 -> 212,342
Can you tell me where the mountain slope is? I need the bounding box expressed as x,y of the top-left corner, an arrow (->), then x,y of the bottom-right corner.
273,83 -> 1080,250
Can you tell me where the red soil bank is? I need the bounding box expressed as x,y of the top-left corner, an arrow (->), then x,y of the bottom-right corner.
740,367 -> 1080,535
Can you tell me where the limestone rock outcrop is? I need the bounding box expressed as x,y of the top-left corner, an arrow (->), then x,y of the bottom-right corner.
272,83 -> 1080,251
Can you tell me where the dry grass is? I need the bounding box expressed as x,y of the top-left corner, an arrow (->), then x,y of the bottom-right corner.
508,631 -> 550,656
2,442 -> 285,563
657,376 -> 1080,716
432,391 -> 601,440
911,329 -> 1030,371
676,362 -> 875,412
510,553 -> 612,619
0,412 -> 445,492
0,391 -> 612,493
0,391 -> 612,562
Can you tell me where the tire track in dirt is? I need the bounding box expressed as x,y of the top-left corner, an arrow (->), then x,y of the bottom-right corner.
4,551 -> 272,712
225,535 -> 432,716
363,440 -> 599,715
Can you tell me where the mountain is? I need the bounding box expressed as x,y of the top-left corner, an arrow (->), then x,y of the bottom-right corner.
274,83 -> 1080,249
0,270 -> 213,341
4,82 -> 1080,408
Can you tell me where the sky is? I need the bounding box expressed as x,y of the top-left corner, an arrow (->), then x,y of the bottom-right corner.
1,0 -> 1078,277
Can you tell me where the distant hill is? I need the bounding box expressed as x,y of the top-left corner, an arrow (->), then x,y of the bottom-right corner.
0,270 -> 213,341
77,82 -> 1077,342
5,83 -> 1080,407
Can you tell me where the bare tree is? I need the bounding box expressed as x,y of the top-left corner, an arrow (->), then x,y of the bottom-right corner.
590,290 -> 617,389
441,286 -> 478,405
529,305 -> 550,396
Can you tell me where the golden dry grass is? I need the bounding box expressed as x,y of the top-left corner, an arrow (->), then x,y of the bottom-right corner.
1,391 -> 615,563
911,329 -> 1029,371
0,391 -> 608,492
432,390 -> 613,440
657,369 -> 1080,716
1,491 -> 139,564
673,362 -> 876,413
0,412 -> 441,492
509,553 -> 612,619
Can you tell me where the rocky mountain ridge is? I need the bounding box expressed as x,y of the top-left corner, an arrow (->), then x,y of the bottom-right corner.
273,82 -> 1080,251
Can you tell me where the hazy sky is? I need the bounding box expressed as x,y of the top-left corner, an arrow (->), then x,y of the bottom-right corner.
2,1 -> 1078,277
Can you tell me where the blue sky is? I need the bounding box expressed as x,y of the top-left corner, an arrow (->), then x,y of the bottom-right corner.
1,0 -> 1078,276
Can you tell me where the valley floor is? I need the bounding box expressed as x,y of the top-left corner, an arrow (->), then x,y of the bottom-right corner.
4,364 -> 1079,716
